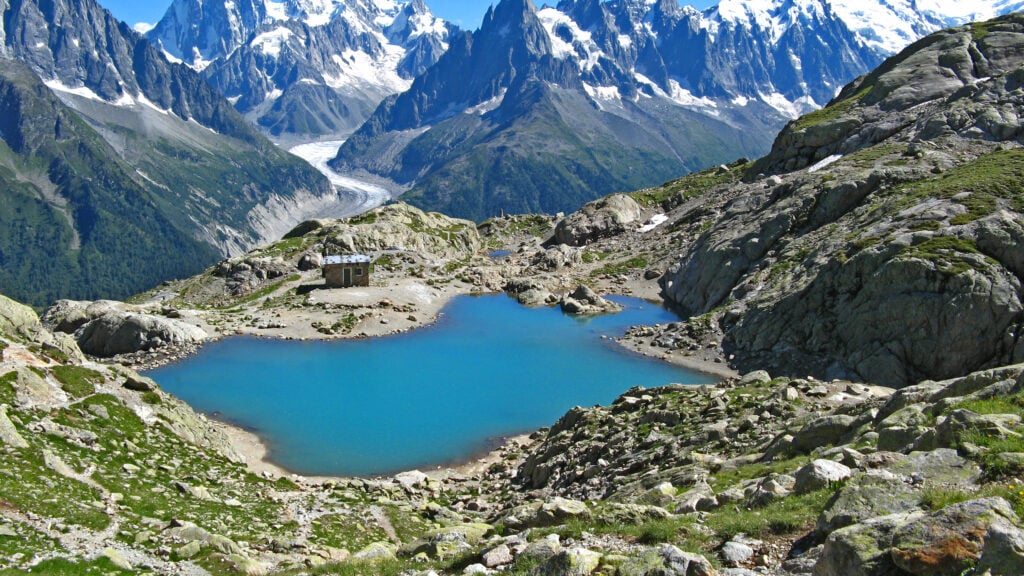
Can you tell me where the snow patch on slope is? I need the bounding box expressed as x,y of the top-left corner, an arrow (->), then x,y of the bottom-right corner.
538,7 -> 604,71
327,48 -> 412,93
251,27 -> 294,57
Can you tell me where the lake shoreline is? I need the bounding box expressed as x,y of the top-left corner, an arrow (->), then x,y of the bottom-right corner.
145,291 -> 726,482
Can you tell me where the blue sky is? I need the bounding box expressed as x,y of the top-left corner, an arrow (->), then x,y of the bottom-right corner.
99,0 -> 720,31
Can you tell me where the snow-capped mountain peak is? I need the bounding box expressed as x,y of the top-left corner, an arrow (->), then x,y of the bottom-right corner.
147,0 -> 452,141
831,0 -> 1024,53
700,0 -> 1024,54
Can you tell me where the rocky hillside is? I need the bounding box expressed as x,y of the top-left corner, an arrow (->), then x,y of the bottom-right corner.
5,286 -> 1024,575
0,0 -> 335,308
644,15 -> 1024,387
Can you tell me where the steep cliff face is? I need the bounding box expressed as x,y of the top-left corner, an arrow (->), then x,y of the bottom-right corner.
0,0 -> 335,307
659,15 -> 1024,387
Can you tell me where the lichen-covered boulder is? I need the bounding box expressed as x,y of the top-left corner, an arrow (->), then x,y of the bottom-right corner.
890,498 -> 1020,576
794,459 -> 853,494
553,194 -> 642,246
618,544 -> 716,576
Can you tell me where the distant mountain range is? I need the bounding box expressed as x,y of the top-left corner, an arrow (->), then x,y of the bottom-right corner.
0,0 -> 334,308
146,0 -> 454,140
326,0 -> 1024,220
137,0 -> 1024,222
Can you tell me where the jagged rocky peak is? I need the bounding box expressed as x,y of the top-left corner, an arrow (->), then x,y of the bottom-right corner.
148,0 -> 451,70
146,0 -> 452,139
2,0 -> 143,101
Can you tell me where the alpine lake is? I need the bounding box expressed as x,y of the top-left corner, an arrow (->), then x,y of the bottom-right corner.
146,294 -> 712,476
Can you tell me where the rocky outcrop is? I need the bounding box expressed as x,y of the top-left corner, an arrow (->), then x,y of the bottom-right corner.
658,15 -> 1024,386
286,202 -> 481,263
43,300 -> 207,357
515,362 -> 1024,576
559,286 -> 623,315
505,279 -> 558,307
553,195 -> 644,247
214,256 -> 296,297
0,294 -> 83,362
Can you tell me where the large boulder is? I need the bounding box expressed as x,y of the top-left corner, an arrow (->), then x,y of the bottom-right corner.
74,312 -> 207,357
553,194 -> 642,246
531,547 -> 603,576
790,415 -> 859,454
44,300 -> 207,357
618,544 -> 716,576
794,459 -> 853,494
815,510 -> 923,576
0,294 -> 42,340
890,498 -> 1020,576
817,471 -> 921,535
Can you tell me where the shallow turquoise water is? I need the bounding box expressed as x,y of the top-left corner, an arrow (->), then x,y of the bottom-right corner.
146,295 -> 712,476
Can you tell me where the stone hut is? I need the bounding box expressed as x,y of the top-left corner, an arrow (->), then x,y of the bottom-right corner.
323,255 -> 372,288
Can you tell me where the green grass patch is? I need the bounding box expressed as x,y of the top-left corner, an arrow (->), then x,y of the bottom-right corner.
279,558 -> 415,576
502,214 -> 554,238
631,161 -> 751,207
910,220 -> 942,232
310,513 -> 389,551
384,505 -> 433,543
791,85 -> 872,131
944,392 -> 1024,476
348,212 -> 379,225
705,488 -> 834,540
534,516 -> 708,551
710,455 -> 813,492
889,148 -> 1024,223
593,257 -> 649,277
919,487 -> 972,511
980,484 -> 1024,519
971,21 -> 992,41
227,276 -> 296,307
0,371 -> 16,404
0,556 -> 136,575
0,440 -> 111,531
949,392 -> 1024,417
900,236 -> 992,275
51,366 -> 103,399
257,236 -> 308,257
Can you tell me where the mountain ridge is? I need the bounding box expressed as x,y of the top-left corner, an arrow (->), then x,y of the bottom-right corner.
147,0 -> 454,140
328,0 -> 1024,221
0,0 -> 336,308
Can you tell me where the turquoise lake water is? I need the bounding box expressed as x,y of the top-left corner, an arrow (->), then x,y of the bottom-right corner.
146,295 -> 712,476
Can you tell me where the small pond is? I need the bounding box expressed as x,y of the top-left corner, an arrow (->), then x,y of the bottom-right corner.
146,295 -> 712,476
